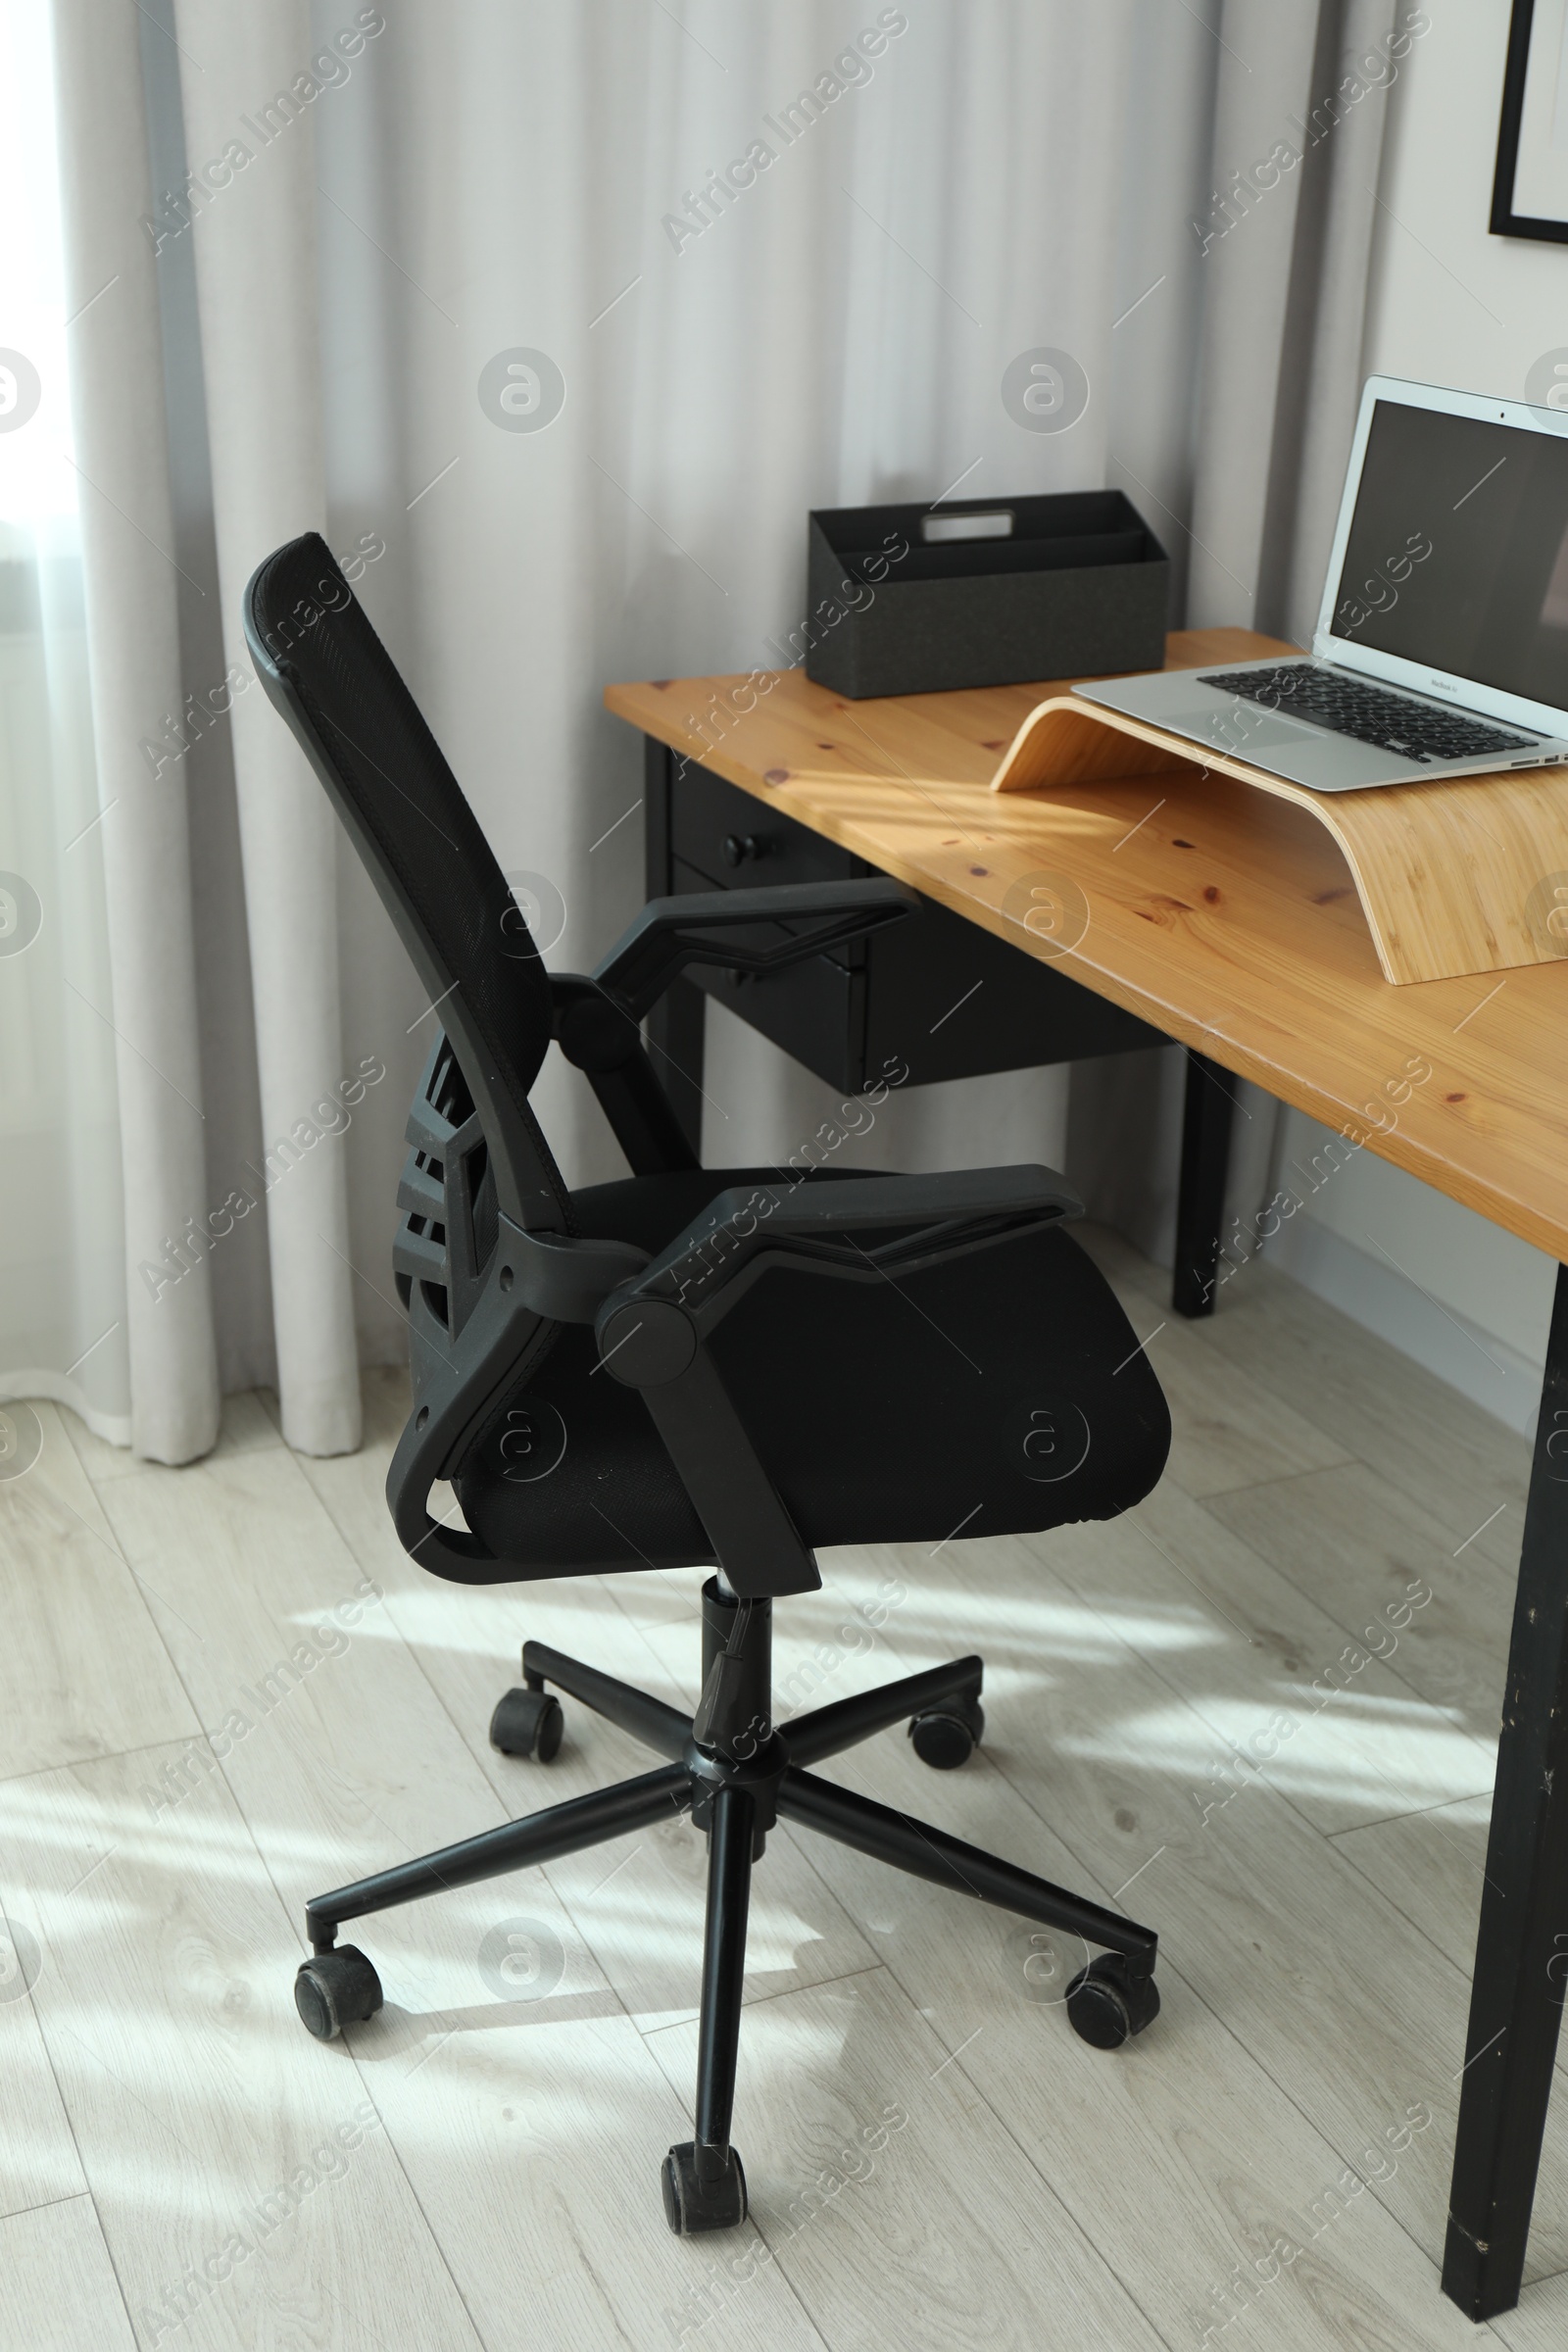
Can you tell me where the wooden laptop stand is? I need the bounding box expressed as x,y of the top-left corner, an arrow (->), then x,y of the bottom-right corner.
991,650 -> 1568,986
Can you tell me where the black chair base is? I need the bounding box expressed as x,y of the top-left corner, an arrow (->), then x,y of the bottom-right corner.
293,1576 -> 1160,2232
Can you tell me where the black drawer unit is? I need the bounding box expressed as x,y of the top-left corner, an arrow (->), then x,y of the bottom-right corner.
644,741 -> 1162,1137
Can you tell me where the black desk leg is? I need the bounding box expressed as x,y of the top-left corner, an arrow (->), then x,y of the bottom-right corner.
1444,1260 -> 1568,2319
1173,1052 -> 1237,1318
643,734 -> 705,1157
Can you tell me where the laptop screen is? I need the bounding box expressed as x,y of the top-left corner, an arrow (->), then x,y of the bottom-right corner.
1327,398 -> 1568,714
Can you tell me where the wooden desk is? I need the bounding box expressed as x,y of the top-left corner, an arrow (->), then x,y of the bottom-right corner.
609,630 -> 1568,1265
607,633 -> 1568,2321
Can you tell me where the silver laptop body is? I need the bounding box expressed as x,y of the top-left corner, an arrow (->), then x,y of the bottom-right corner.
1074,376 -> 1568,792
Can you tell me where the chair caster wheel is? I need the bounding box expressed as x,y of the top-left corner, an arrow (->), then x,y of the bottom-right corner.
490,1686 -> 564,1761
1065,1953 -> 1159,2050
294,1945 -> 382,2042
662,2141 -> 748,2233
908,1694 -> 984,1770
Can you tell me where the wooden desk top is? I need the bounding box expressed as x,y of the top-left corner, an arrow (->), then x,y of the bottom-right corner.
606,630 -> 1568,1266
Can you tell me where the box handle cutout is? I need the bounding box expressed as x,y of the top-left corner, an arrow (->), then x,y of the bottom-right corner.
921,510 -> 1014,545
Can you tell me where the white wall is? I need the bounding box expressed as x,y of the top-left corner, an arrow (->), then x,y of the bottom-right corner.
1261,0 -> 1563,1436
1262,1106 -> 1553,1436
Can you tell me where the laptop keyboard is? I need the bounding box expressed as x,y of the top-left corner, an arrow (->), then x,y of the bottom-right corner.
1197,663 -> 1537,765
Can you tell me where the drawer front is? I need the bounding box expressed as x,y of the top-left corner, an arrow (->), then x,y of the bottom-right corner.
864,892 -> 1163,1083
671,760 -> 862,892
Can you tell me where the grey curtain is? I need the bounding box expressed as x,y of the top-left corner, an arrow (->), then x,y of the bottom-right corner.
34,0 -> 1409,1463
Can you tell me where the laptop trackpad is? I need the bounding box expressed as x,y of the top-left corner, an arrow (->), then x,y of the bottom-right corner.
1158,712 -> 1319,757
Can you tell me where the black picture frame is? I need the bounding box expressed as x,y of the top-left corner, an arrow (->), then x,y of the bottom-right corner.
1493,0 -> 1568,243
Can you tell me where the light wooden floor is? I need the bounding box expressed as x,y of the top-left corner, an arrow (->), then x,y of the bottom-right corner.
3,1227 -> 1565,2352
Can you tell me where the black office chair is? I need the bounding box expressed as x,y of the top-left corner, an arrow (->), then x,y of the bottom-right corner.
243,532 -> 1172,2234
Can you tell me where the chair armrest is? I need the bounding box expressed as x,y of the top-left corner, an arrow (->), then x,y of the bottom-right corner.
590,878 -> 918,1019
546,878 -> 914,1177
600,1165 -> 1084,1343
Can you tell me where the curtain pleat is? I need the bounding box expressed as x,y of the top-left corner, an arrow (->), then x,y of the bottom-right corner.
50,0 -> 217,1461
169,0 -> 359,1454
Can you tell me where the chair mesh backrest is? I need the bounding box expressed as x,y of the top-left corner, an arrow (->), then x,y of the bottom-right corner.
243,533 -> 569,1231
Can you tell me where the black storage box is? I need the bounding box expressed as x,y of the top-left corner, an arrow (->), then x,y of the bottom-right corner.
805,489 -> 1170,699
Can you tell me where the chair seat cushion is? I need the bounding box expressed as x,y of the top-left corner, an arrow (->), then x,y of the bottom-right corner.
456,1166 -> 1170,1577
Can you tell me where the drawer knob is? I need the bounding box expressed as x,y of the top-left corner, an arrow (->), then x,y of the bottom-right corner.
722,832 -> 766,867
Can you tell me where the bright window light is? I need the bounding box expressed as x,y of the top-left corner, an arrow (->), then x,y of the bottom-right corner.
0,0 -> 77,537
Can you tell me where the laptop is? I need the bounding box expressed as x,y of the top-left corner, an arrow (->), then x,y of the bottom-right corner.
1075,375 -> 1568,791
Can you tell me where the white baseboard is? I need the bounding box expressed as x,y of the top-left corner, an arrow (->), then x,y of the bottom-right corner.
1261,1212 -> 1545,1439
